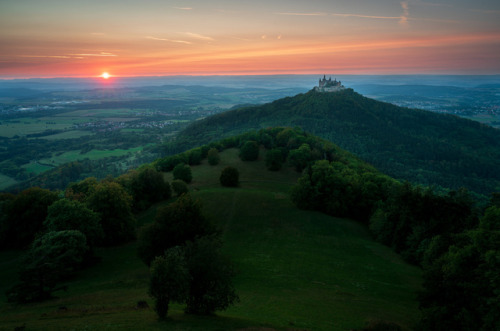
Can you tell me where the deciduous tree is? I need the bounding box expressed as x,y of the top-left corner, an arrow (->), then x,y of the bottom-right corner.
6,230 -> 88,303
239,141 -> 259,161
173,163 -> 193,184
184,236 -> 239,315
1,187 -> 58,249
149,247 -> 190,319
86,181 -> 136,246
44,199 -> 103,248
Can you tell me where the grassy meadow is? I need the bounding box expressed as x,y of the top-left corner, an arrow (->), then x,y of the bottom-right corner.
0,149 -> 422,331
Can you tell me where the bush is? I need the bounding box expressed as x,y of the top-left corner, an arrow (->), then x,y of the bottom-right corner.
265,148 -> 284,171
220,167 -> 239,187
188,149 -> 203,165
172,179 -> 189,196
207,148 -> 220,165
173,163 -> 193,184
239,141 -> 259,161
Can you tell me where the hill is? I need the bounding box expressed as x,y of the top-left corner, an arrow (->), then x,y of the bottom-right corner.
0,146 -> 421,331
175,88 -> 500,196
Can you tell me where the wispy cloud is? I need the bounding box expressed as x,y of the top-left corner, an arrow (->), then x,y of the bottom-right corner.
277,12 -> 328,16
174,7 -> 192,10
278,11 -> 401,21
330,13 -> 401,20
470,9 -> 500,15
20,55 -> 73,59
185,32 -> 214,41
400,1 -> 410,26
146,36 -> 192,44
69,52 -> 117,57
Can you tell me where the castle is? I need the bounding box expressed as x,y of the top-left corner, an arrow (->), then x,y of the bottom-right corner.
314,75 -> 345,92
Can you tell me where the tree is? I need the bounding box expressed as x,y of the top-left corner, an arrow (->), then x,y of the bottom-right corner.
419,205 -> 500,330
220,166 -> 239,187
65,177 -> 98,201
173,163 -> 193,184
171,179 -> 189,196
265,148 -> 285,171
149,247 -> 190,319
44,199 -> 103,248
188,149 -> 203,165
288,143 -> 312,172
85,181 -> 136,246
184,236 -> 239,315
120,166 -> 171,211
1,187 -> 59,249
137,194 -> 215,265
207,148 -> 220,166
239,141 -> 259,161
6,230 -> 88,303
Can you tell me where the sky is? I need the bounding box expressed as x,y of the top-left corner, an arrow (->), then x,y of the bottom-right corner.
1,0 -> 499,78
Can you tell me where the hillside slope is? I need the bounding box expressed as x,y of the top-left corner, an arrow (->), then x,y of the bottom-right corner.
0,147 -> 421,331
176,89 -> 500,196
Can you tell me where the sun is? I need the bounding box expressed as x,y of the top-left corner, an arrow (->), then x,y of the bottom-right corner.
101,72 -> 110,79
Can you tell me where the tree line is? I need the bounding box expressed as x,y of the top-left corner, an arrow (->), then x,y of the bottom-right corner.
173,89 -> 500,198
0,142 -> 239,318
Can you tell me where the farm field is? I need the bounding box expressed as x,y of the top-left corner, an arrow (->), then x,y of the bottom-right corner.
0,148 -> 422,331
0,85 -> 305,191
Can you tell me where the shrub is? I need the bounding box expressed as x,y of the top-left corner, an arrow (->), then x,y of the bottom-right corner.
265,148 -> 284,171
239,141 -> 259,161
207,148 -> 220,165
220,167 -> 239,187
173,163 -> 193,184
172,179 -> 189,196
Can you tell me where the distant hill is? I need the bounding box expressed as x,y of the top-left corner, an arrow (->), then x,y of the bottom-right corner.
176,88 -> 500,196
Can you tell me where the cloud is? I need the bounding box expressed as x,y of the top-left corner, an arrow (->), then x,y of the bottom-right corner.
400,1 -> 410,26
278,11 -> 401,20
146,36 -> 192,44
20,55 -> 73,59
69,52 -> 117,57
277,12 -> 328,16
330,13 -> 401,20
174,7 -> 192,10
185,32 -> 214,41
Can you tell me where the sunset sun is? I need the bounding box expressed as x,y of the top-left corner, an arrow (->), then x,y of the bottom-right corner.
101,72 -> 110,79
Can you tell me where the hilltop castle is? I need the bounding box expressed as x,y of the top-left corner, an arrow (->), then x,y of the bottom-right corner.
314,75 -> 345,92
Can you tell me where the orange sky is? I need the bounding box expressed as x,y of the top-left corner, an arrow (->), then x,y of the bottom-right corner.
1,0 -> 499,78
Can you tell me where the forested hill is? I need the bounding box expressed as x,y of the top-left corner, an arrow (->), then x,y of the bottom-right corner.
175,88 -> 500,196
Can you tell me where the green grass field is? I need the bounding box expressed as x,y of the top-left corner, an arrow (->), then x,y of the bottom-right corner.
42,130 -> 93,140
0,173 -> 17,190
0,149 -> 422,331
39,147 -> 145,166
0,117 -> 85,138
21,161 -> 54,175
